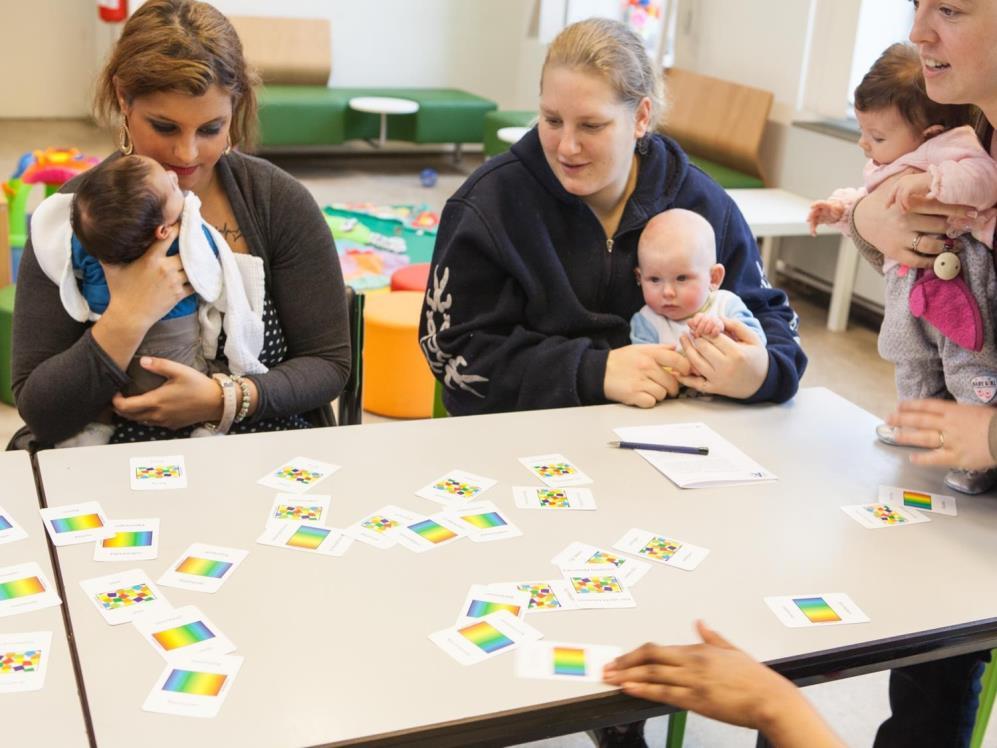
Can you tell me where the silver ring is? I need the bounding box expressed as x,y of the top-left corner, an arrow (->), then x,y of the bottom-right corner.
937,430 -> 945,449
911,233 -> 924,252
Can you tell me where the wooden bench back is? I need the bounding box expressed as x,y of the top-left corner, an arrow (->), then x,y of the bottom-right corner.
228,16 -> 331,86
659,67 -> 773,183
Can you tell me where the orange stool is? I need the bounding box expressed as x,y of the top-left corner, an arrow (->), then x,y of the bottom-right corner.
390,263 -> 430,292
363,291 -> 435,418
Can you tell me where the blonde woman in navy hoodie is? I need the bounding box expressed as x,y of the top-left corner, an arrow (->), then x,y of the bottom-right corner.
420,18 -> 805,417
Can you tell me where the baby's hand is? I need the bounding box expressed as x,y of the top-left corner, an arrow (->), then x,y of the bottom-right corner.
886,172 -> 933,212
807,200 -> 846,235
687,313 -> 724,338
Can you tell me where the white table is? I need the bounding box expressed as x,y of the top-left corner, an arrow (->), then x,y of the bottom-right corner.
348,96 -> 420,148
727,188 -> 858,332
497,126 -> 531,145
36,388 -> 997,746
0,451 -> 89,747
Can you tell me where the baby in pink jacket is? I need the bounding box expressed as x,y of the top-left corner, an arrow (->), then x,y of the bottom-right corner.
810,43 -> 997,496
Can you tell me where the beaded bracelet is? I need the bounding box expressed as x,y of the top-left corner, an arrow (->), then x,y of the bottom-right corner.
231,375 -> 252,424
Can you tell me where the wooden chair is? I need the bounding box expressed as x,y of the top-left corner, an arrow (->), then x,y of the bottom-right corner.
337,287 -> 364,426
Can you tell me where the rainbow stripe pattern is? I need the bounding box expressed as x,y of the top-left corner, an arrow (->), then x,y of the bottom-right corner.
433,478 -> 481,498
176,557 -> 232,579
460,511 -> 506,529
408,519 -> 457,544
794,596 -> 842,623
537,489 -> 570,508
286,525 -> 330,550
0,650 -> 42,674
96,583 -> 156,610
517,583 -> 562,610
569,575 -> 622,595
585,551 -> 625,567
275,504 -> 323,522
458,621 -> 514,654
152,620 -> 215,651
102,531 -> 153,548
162,669 -> 227,697
0,516 -> 11,532
902,490 -> 933,511
0,576 -> 45,601
639,536 -> 682,561
532,461 -> 576,478
274,466 -> 322,485
553,646 -> 586,677
50,513 -> 103,534
361,516 -> 399,534
865,504 -> 907,525
135,465 -> 181,480
466,599 -> 522,618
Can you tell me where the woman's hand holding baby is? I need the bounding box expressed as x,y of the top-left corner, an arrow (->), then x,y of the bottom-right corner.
605,344 -> 691,408
678,318 -> 769,399
111,357 -> 226,430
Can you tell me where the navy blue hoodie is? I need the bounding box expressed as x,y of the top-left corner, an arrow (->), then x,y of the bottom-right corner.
419,129 -> 806,415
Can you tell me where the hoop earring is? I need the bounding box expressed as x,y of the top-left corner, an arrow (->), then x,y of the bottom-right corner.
118,120 -> 134,156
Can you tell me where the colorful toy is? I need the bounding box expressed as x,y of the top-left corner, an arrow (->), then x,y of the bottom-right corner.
623,0 -> 662,43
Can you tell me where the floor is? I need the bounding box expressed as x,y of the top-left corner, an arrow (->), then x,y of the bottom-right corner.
0,119 -> 993,747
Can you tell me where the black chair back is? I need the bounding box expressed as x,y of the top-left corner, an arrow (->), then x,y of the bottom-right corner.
337,287 -> 364,426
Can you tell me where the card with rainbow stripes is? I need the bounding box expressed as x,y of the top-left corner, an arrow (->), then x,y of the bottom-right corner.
0,505 -> 27,546
266,494 -> 331,529
841,502 -> 930,530
80,569 -> 170,626
429,610 -> 542,665
158,543 -> 248,594
878,485 -> 958,516
130,455 -> 187,490
256,522 -> 353,557
143,654 -> 243,718
552,542 -> 651,586
395,512 -> 465,553
516,641 -> 623,682
0,631 -> 53,693
135,605 -> 236,662
0,562 -> 61,619
93,518 -> 160,562
764,593 -> 870,628
444,501 -> 522,542
612,527 -> 711,571
455,584 -> 530,626
415,469 -> 498,507
39,501 -> 113,546
257,456 -> 341,494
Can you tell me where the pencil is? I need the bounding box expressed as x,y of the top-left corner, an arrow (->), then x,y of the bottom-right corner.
607,440 -> 709,456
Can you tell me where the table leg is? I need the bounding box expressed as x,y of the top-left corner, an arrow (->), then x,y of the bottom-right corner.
827,236 -> 859,332
759,235 -> 779,280
378,113 -> 387,147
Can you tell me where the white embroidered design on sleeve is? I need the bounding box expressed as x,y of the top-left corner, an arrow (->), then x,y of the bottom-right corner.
420,266 -> 488,398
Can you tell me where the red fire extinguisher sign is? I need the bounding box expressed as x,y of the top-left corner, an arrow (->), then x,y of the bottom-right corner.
98,0 -> 128,23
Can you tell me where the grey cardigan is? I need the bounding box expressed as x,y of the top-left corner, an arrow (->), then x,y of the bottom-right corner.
12,151 -> 351,445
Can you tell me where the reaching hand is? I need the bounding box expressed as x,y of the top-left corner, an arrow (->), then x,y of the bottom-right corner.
886,398 -> 997,470
807,200 -> 846,236
604,344 -> 691,408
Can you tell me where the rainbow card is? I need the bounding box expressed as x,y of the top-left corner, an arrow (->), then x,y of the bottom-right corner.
0,632 -> 53,693
416,469 -> 497,506
94,519 -> 160,562
81,569 -> 170,625
456,584 -> 529,625
135,606 -> 236,661
256,522 -> 352,557
0,506 -> 27,546
430,610 -> 542,665
516,641 -> 623,682
444,501 -> 522,542
159,544 -> 248,594
258,456 -> 340,494
396,512 -> 464,553
765,593 -> 869,628
130,455 -> 187,490
143,654 -> 243,718
40,501 -> 113,546
842,502 -> 930,530
0,563 -> 60,619
879,485 -> 958,516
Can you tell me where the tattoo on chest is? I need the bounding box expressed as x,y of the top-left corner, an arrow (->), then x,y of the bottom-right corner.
215,222 -> 244,244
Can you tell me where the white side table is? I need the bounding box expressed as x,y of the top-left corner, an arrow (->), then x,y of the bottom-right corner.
497,126 -> 531,145
348,96 -> 419,147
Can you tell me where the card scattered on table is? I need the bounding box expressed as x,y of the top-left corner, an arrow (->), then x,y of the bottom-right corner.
765,593 -> 869,627
612,528 -> 710,571
158,543 -> 248,593
518,454 -> 592,487
93,518 -> 160,562
39,501 -> 113,546
430,610 -> 542,665
256,522 -> 352,556
80,569 -> 170,626
444,502 -> 521,542
395,511 -> 465,553
613,423 -> 775,488
561,571 -> 636,609
0,631 -> 53,693
257,456 -> 340,494
415,469 -> 497,506
266,494 -> 331,527
879,485 -> 957,516
841,502 -> 930,529
344,505 -> 407,549
130,456 -> 187,490
455,584 -> 530,626
134,605 -> 236,661
487,581 -> 579,613
0,505 -> 27,546
142,653 -> 243,719
516,641 -> 622,682
0,562 -> 60,619
552,542 -> 650,586
512,486 -> 597,510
